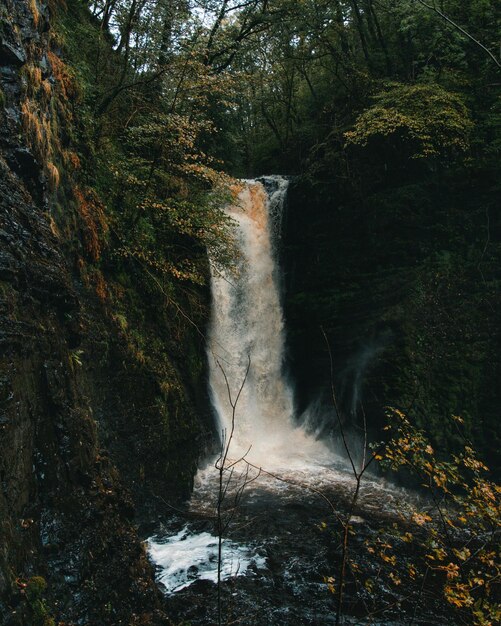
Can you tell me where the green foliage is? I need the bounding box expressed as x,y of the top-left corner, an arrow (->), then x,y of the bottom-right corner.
107,112 -> 236,285
25,577 -> 55,626
269,1 -> 501,464
51,0 -> 240,296
345,83 -> 473,159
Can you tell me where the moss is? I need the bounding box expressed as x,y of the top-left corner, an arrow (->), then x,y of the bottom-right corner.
46,161 -> 60,190
19,63 -> 42,95
47,50 -> 79,102
73,185 -> 108,261
26,576 -> 47,600
28,0 -> 40,28
25,576 -> 55,626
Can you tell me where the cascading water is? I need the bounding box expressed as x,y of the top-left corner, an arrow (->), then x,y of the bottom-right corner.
207,176 -> 330,467
147,178 -> 417,625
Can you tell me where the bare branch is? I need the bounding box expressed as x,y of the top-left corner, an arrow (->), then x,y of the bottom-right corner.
415,0 -> 501,68
214,354 -> 251,626
321,326 -> 358,478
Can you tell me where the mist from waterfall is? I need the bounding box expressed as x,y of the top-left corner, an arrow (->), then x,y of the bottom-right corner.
208,176 -> 331,468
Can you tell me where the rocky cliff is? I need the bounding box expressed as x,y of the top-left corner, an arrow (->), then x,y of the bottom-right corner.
0,2 -> 211,623
284,173 -> 501,474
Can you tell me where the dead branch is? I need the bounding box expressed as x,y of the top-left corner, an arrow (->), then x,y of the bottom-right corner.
415,0 -> 501,68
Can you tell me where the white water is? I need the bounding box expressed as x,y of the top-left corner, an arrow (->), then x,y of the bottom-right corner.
208,176 -> 331,468
147,527 -> 266,595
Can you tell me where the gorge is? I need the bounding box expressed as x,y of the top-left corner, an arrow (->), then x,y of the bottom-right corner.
0,1 -> 500,625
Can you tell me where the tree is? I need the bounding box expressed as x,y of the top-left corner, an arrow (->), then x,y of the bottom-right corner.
344,82 -> 473,160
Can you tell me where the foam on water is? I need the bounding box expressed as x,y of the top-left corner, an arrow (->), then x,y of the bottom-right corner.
147,526 -> 266,594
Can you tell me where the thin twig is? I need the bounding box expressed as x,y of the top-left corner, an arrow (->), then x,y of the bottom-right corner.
215,356 -> 251,626
415,0 -> 501,68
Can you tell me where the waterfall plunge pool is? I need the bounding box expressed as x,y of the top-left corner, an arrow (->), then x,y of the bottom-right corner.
147,525 -> 267,595
146,459 -> 436,625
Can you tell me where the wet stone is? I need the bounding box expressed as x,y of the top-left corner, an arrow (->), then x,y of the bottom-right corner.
0,40 -> 26,66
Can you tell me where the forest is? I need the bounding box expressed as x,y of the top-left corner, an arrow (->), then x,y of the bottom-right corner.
0,0 -> 500,625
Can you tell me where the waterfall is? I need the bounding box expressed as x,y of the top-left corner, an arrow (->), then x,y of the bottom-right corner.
208,176 -> 330,467
148,178 -> 401,606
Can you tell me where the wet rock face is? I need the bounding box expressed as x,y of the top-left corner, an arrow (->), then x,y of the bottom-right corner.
0,1 -> 32,68
283,177 -> 501,472
0,3 -> 173,625
0,1 -> 48,206
0,155 -> 168,624
0,0 -> 68,604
